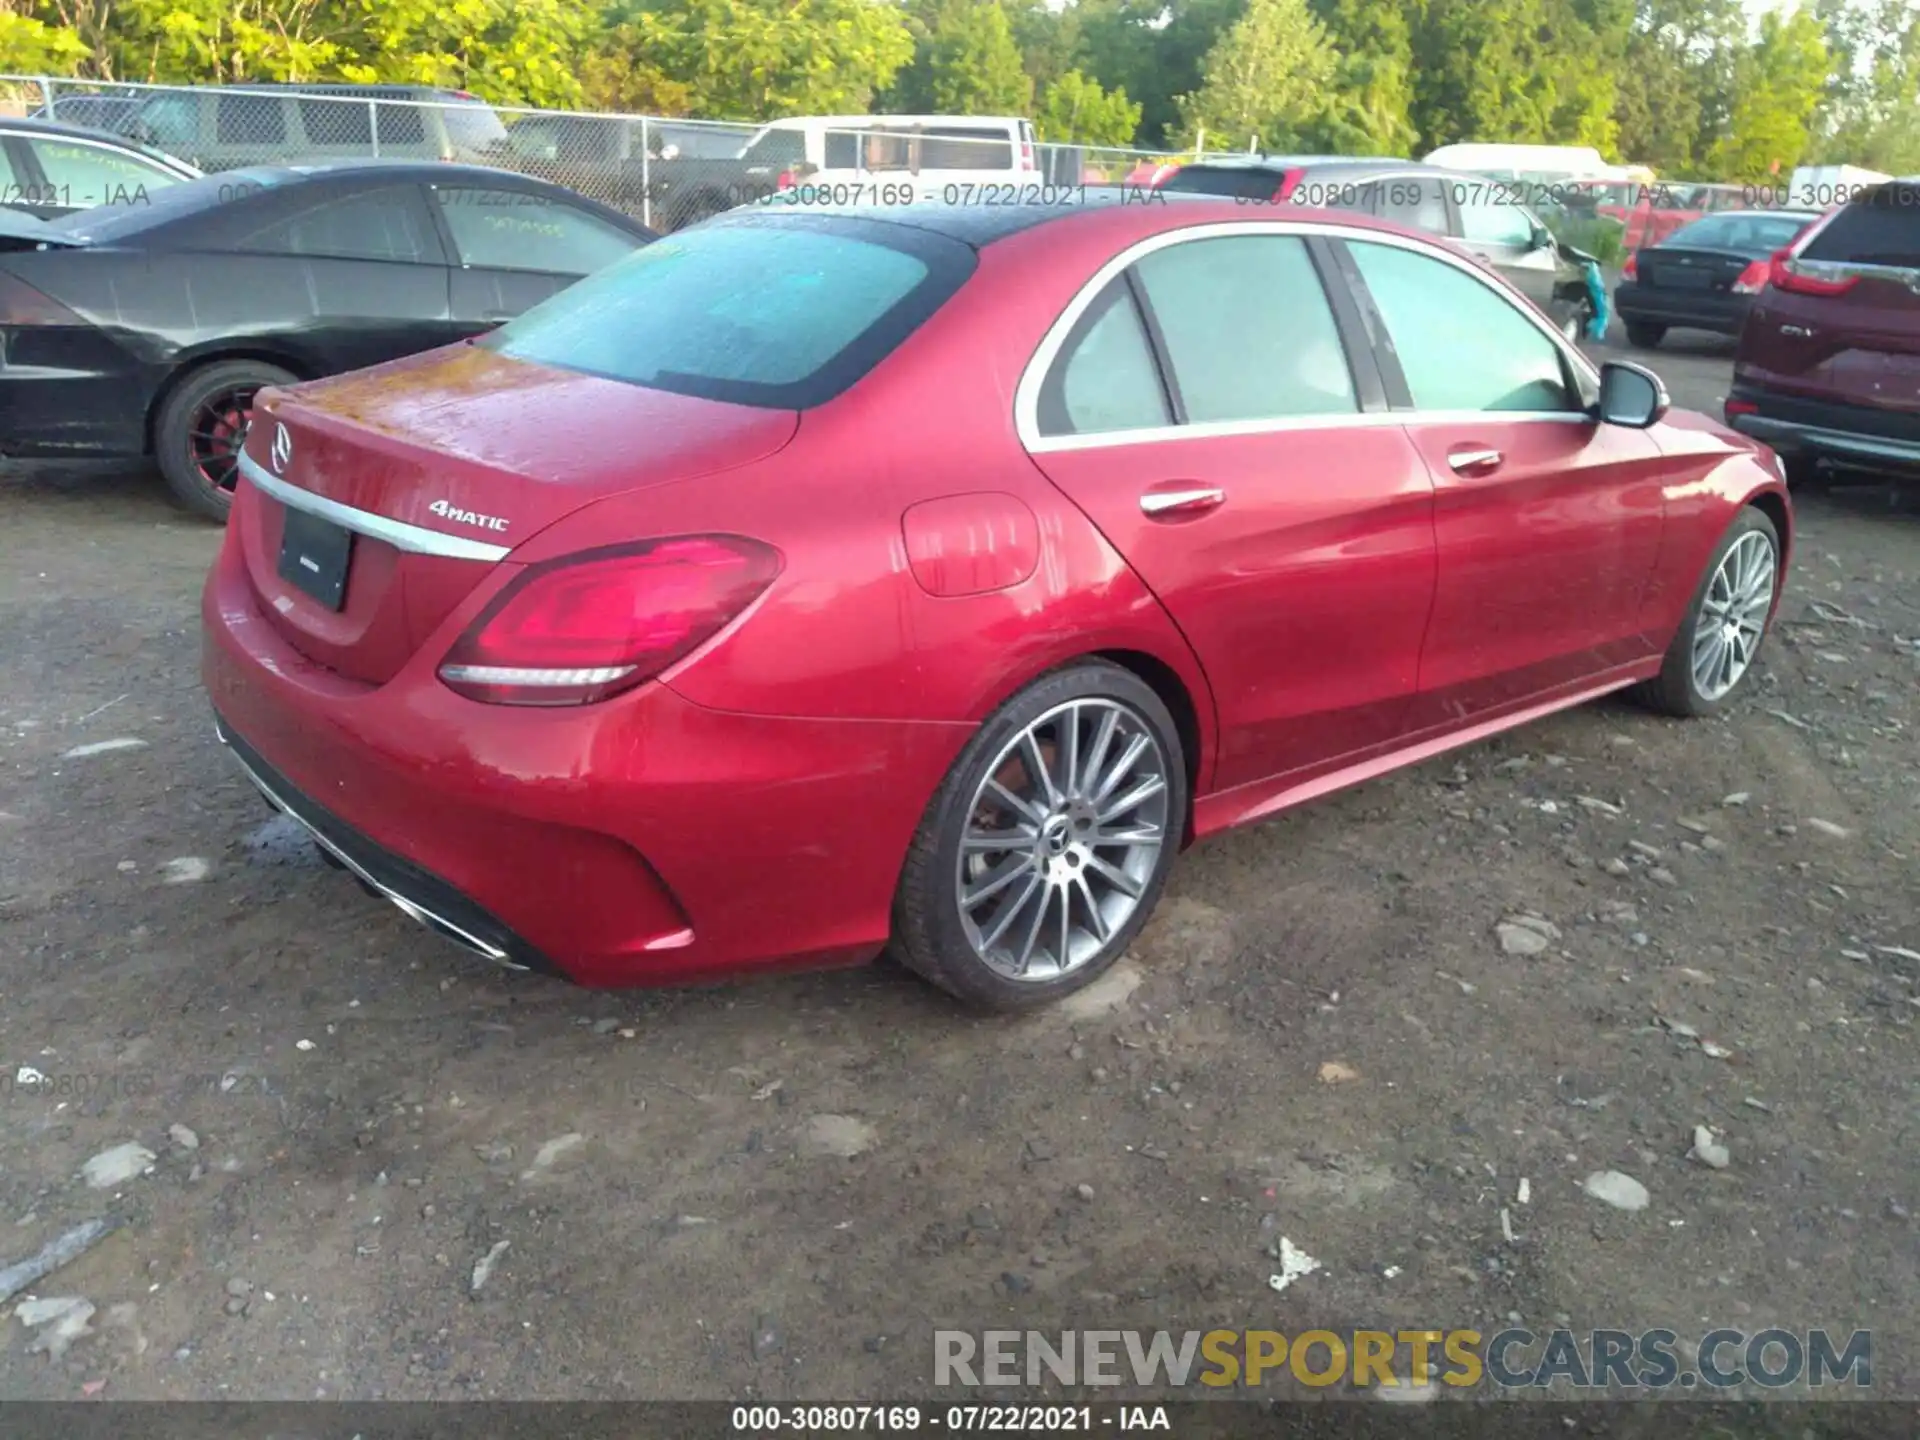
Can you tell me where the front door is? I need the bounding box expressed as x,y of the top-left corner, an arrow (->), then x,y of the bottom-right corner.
1336,234 -> 1671,723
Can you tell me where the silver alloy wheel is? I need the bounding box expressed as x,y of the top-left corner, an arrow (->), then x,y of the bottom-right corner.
955,698 -> 1170,982
1691,529 -> 1776,701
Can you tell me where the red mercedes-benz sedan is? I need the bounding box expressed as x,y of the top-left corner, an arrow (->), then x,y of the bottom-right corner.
203,191 -> 1792,1010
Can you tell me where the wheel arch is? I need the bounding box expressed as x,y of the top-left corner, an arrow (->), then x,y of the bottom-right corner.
143,346 -> 317,455
1093,647 -> 1204,848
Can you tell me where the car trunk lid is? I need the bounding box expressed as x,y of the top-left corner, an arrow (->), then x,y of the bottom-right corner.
235,342 -> 798,685
1635,245 -> 1759,294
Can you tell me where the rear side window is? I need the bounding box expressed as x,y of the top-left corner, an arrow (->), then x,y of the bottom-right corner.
1458,197 -> 1534,248
238,186 -> 436,262
1155,166 -> 1284,202
216,93 -> 286,145
373,101 -> 427,146
298,97 -> 373,147
1802,185 -> 1920,266
921,129 -> 1013,170
1375,178 -> 1448,236
1133,235 -> 1359,423
26,139 -> 183,207
136,93 -> 200,152
485,216 -> 974,409
1038,282 -> 1172,437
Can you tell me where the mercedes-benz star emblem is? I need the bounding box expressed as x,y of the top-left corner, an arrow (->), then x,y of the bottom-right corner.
270,422 -> 292,475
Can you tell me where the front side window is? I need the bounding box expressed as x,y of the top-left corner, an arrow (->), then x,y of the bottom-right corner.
1375,177 -> 1448,236
484,216 -> 973,409
136,93 -> 200,152
1347,239 -> 1578,412
1133,234 -> 1359,424
435,187 -> 638,275
1458,197 -> 1535,248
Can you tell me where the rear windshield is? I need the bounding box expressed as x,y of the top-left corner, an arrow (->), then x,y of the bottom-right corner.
1665,212 -> 1811,253
484,214 -> 976,409
1156,166 -> 1285,201
1802,183 -> 1920,267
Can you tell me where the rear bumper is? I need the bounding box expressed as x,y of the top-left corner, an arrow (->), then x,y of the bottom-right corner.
1726,384 -> 1920,476
1613,286 -> 1751,335
201,514 -> 974,988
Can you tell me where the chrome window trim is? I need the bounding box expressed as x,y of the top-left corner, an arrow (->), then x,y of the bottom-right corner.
1014,218 -> 1600,455
237,451 -> 512,562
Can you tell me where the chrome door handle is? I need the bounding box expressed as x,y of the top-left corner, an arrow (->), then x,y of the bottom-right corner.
1448,448 -> 1503,473
1140,485 -> 1225,517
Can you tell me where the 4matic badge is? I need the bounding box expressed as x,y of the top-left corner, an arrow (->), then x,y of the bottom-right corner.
428,499 -> 510,533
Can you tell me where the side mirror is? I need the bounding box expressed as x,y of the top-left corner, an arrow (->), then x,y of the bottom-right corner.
1597,360 -> 1669,428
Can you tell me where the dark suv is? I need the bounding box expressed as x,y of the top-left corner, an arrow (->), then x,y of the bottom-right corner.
1727,179 -> 1920,484
1157,157 -> 1601,341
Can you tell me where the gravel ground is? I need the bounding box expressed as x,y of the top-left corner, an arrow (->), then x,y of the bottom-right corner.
0,335 -> 1914,1403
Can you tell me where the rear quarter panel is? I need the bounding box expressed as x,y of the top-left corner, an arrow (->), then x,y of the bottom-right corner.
504,214 -> 1220,775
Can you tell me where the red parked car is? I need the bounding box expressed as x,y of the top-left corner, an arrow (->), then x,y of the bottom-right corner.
1727,179 -> 1920,485
203,193 -> 1793,1010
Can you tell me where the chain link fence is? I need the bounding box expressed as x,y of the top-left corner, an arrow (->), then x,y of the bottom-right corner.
0,75 -> 1194,231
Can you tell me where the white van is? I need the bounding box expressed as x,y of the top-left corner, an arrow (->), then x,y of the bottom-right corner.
1422,143 -> 1626,182
737,115 -> 1041,203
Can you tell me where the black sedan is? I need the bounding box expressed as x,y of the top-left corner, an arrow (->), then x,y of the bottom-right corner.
1614,208 -> 1820,349
0,161 -> 657,518
0,116 -> 199,218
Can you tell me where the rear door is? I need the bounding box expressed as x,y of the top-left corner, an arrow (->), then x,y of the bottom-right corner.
1746,184 -> 1920,426
430,182 -> 646,332
1022,227 -> 1437,793
1453,182 -> 1560,314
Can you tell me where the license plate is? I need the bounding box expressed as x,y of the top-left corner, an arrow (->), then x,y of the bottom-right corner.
277,508 -> 354,611
1660,269 -> 1715,290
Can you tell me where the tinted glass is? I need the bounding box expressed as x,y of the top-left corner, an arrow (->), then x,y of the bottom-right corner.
240,187 -> 433,262
1801,184 -> 1920,266
0,144 -> 18,192
1375,177 -> 1448,235
136,93 -> 199,152
1040,283 -> 1171,437
1134,235 -> 1358,423
216,93 -> 286,144
1155,166 -> 1285,202
1458,197 -> 1534,247
823,130 -> 858,169
372,101 -> 426,145
921,129 -> 1013,170
298,97 -> 372,146
435,188 -> 638,274
1664,212 -> 1809,254
1348,240 -> 1576,412
741,128 -> 806,167
485,217 -> 972,409
26,138 -> 182,207
856,130 -> 912,172
48,166 -> 294,241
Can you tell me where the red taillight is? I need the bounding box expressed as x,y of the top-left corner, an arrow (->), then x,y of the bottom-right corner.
0,272 -> 84,326
1730,258 -> 1770,294
776,168 -> 796,191
1275,168 -> 1304,202
1621,252 -> 1638,281
1725,399 -> 1759,417
438,536 -> 782,707
1768,248 -> 1858,296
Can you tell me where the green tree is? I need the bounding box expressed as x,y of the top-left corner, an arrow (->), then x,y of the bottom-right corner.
887,0 -> 1033,115
1811,0 -> 1920,172
1707,7 -> 1831,182
1077,0 -> 1245,149
1175,0 -> 1337,151
1034,68 -> 1140,147
0,11 -> 89,75
1611,0 -> 1745,175
621,0 -> 913,119
1410,0 -> 1626,155
1309,0 -> 1418,154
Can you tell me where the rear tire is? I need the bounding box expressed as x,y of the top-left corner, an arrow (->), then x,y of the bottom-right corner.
1636,508 -> 1781,718
154,358 -> 296,523
891,662 -> 1187,1012
1624,321 -> 1666,349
